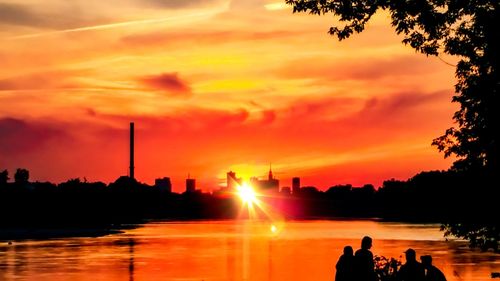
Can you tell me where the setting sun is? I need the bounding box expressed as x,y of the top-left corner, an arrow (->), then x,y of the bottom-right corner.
237,182 -> 257,205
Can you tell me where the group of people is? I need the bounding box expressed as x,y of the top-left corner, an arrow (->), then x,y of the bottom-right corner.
335,236 -> 447,281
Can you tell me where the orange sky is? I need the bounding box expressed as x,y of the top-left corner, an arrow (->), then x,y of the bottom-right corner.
0,0 -> 457,192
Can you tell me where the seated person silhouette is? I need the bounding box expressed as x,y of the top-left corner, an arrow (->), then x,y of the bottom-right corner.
421,255 -> 446,281
397,248 -> 425,281
336,246 -> 355,281
354,236 -> 376,281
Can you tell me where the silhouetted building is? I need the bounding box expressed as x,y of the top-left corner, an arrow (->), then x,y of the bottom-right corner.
280,186 -> 291,195
186,177 -> 196,193
250,165 -> 279,193
227,171 -> 241,190
155,177 -> 172,193
292,177 -> 300,194
129,122 -> 135,180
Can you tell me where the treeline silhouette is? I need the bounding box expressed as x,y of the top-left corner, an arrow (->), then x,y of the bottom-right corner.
295,169 -> 496,223
0,172 -> 238,228
0,169 -> 496,232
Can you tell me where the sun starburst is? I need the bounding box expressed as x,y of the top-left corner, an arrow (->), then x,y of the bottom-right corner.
237,182 -> 257,205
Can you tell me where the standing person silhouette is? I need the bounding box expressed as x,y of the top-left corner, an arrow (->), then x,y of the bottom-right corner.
397,248 -> 425,281
421,255 -> 446,281
335,246 -> 355,281
354,236 -> 376,281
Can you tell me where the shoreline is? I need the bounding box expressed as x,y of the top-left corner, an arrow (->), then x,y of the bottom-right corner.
0,227 -> 126,242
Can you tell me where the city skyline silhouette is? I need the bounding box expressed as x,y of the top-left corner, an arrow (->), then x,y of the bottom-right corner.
0,0 -> 457,192
0,118 -> 455,193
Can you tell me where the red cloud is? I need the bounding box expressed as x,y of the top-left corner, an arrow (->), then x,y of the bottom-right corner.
0,118 -> 71,156
139,72 -> 192,96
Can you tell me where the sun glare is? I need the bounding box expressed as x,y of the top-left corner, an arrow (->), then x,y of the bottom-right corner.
270,224 -> 278,233
237,182 -> 257,205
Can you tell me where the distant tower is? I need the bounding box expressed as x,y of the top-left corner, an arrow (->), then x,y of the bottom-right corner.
186,175 -> 196,193
292,177 -> 301,194
129,122 -> 135,180
252,165 -> 279,193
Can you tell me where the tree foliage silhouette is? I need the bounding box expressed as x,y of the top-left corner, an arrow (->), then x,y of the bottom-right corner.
285,0 -> 499,250
14,168 -> 29,184
0,170 -> 8,185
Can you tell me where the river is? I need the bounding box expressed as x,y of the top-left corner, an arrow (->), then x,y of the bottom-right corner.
0,220 -> 498,281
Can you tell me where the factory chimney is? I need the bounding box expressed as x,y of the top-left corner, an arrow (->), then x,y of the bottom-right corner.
129,122 -> 135,180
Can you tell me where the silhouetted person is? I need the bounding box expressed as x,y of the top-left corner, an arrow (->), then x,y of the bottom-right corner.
336,246 -> 355,281
397,248 -> 425,281
354,236 -> 376,281
421,255 -> 446,281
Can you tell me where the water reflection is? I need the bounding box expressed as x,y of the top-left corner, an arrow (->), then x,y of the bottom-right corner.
128,239 -> 134,281
0,220 -> 498,281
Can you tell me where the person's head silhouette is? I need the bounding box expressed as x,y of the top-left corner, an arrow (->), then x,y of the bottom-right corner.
420,255 -> 432,268
361,236 -> 372,250
404,248 -> 417,262
343,246 -> 353,256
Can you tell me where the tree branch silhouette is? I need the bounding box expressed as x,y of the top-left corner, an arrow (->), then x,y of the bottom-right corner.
285,0 -> 499,251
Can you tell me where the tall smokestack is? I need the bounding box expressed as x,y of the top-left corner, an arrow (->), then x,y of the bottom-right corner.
129,122 -> 135,180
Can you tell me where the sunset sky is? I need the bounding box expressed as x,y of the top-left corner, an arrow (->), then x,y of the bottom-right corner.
0,0 -> 457,192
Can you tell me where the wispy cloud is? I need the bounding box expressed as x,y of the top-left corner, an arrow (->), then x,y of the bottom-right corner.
121,29 -> 302,48
9,9 -> 224,39
275,55 -> 450,82
0,69 -> 88,91
141,0 -> 226,9
0,3 -> 45,27
0,2 -> 109,30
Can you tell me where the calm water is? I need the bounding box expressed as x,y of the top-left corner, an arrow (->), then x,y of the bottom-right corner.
0,220 -> 498,281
